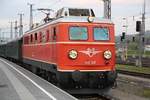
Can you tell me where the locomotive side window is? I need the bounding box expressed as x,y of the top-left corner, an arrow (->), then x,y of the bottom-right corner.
46,30 -> 50,42
69,27 -> 88,40
39,32 -> 42,43
53,27 -> 56,40
30,34 -> 33,43
42,32 -> 46,43
93,28 -> 109,41
35,33 -> 37,42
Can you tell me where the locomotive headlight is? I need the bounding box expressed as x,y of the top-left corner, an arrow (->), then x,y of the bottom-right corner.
69,50 -> 78,60
104,50 -> 112,60
87,16 -> 94,23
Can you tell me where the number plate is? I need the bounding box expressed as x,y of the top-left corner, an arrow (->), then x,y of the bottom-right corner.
84,61 -> 96,65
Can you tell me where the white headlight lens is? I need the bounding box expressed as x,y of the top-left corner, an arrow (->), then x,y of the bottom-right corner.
69,50 -> 78,59
88,16 -> 94,23
104,50 -> 112,60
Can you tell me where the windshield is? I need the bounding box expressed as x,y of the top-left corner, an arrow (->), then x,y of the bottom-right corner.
69,27 -> 88,40
94,28 -> 109,41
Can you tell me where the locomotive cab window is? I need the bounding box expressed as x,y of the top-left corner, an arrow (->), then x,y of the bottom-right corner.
93,28 -> 109,41
69,26 -> 88,40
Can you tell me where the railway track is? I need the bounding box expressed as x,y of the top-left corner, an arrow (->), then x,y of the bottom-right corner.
117,56 -> 150,67
74,94 -> 119,100
117,70 -> 150,79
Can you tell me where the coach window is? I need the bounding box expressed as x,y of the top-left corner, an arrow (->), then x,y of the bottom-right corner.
93,27 -> 109,41
53,27 -> 56,40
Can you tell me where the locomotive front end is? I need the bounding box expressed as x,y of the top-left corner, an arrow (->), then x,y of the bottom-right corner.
56,19 -> 117,94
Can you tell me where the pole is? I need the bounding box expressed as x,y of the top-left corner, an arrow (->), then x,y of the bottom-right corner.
28,3 -> 34,30
10,22 -> 13,40
0,28 -> 1,42
18,13 -> 24,36
125,18 -> 128,60
103,0 -> 111,19
142,0 -> 146,36
14,20 -> 18,38
123,18 -> 128,60
2,32 -> 5,42
138,0 -> 146,67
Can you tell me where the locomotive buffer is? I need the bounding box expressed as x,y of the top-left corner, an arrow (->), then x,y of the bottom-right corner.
0,58 -> 77,100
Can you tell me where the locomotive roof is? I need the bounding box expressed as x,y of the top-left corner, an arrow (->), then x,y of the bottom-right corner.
55,7 -> 95,18
25,16 -> 113,35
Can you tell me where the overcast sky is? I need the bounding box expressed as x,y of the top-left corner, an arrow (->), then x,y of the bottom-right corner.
0,0 -> 150,38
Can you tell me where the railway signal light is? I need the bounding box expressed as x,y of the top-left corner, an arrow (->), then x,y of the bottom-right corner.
136,21 -> 141,32
132,36 -> 135,42
122,32 -> 125,39
142,37 -> 145,43
120,32 -> 125,42
120,36 -> 123,42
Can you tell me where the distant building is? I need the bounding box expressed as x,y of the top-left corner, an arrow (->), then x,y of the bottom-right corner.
145,45 -> 150,51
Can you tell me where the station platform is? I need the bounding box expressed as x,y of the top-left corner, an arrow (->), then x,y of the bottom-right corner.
0,58 -> 77,100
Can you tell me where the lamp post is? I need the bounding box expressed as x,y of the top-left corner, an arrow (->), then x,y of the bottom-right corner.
27,3 -> 34,30
138,0 -> 146,67
9,21 -> 13,40
0,28 -> 1,41
122,17 -> 128,60
101,0 -> 111,19
18,13 -> 24,36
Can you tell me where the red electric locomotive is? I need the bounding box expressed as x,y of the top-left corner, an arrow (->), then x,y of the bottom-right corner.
22,7 -> 117,94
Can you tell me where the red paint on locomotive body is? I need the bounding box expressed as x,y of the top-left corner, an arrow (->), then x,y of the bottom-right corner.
22,17 -> 115,72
